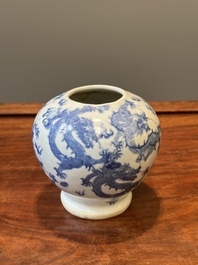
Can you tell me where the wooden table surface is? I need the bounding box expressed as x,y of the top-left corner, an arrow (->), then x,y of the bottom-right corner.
0,102 -> 198,265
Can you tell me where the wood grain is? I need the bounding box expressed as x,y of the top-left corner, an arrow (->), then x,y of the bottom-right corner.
0,101 -> 198,115
0,103 -> 198,265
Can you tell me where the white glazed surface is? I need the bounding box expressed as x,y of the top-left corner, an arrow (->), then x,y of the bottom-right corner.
60,191 -> 132,220
32,85 -> 160,219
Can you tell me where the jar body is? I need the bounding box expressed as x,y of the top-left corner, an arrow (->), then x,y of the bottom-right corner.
32,85 -> 160,219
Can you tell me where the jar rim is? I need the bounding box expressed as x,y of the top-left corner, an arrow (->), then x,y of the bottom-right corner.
66,84 -> 126,106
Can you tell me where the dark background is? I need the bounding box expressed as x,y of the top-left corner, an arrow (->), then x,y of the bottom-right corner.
0,0 -> 198,102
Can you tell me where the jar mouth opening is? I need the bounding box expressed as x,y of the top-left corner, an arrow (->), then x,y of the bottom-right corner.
68,85 -> 124,105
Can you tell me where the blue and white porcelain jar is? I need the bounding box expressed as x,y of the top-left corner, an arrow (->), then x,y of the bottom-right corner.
32,85 -> 161,219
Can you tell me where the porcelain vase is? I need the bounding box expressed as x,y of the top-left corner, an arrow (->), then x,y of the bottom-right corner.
32,85 -> 161,219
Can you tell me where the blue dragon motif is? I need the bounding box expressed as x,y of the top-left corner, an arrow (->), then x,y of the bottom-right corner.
42,105 -> 111,178
35,98 -> 160,199
81,147 -> 142,198
111,100 -> 160,162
